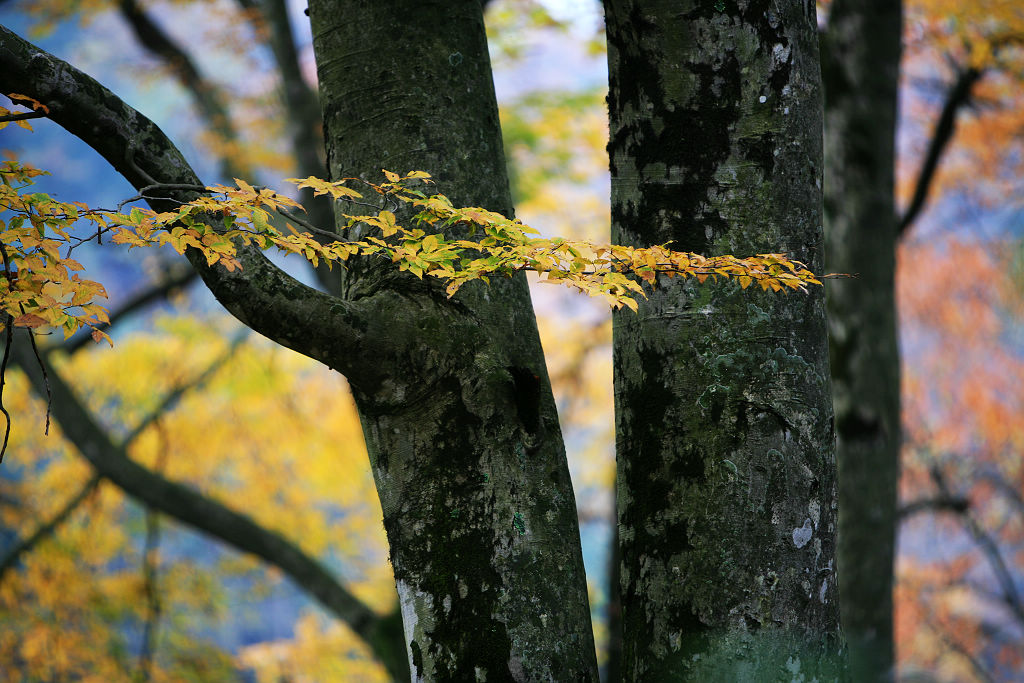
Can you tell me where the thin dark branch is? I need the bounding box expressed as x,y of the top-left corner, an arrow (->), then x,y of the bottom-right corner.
8,334 -> 397,673
936,626 -> 997,683
930,466 -> 1024,626
117,0 -> 250,180
117,184 -> 209,211
25,328 -> 50,435
898,495 -> 970,520
899,66 -> 983,236
276,206 -> 338,241
63,263 -> 198,355
136,503 -> 161,682
0,474 -> 102,582
121,331 -> 246,446
0,110 -> 44,123
0,241 -> 15,462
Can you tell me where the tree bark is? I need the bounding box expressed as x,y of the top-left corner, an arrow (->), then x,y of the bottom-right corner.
605,1 -> 842,678
821,1 -> 902,679
306,1 -> 598,679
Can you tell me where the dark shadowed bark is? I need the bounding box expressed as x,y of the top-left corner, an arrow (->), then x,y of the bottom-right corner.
306,1 -> 598,679
821,1 -> 902,679
605,1 -> 842,679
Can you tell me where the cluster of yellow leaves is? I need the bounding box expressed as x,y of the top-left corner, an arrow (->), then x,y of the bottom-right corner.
294,171 -> 823,311
1,161 -> 821,345
0,161 -> 112,343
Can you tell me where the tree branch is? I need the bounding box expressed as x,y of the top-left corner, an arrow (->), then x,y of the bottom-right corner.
0,110 -> 45,123
62,262 -> 198,355
930,467 -> 1024,626
117,0 -> 250,180
0,24 -> 392,391
8,331 -> 406,678
897,494 -> 970,520
0,473 -> 102,582
898,65 -> 983,237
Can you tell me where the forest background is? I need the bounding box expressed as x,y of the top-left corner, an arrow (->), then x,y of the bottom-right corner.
0,0 -> 1022,681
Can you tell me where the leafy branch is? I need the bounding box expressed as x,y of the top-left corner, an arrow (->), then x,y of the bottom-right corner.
1,161 -> 824,348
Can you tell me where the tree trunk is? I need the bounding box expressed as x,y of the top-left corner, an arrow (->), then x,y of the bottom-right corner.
821,0 -> 903,679
307,1 -> 599,679
605,1 -> 843,678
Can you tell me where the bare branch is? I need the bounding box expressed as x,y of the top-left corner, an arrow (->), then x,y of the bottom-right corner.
898,494 -> 970,520
0,474 -> 102,582
62,263 -> 198,355
117,0 -> 250,180
0,110 -> 44,123
930,466 -> 1024,626
899,66 -> 983,237
8,332 -> 405,676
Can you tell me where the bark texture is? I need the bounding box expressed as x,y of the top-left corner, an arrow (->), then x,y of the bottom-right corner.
821,1 -> 902,679
307,1 -> 598,679
605,1 -> 842,678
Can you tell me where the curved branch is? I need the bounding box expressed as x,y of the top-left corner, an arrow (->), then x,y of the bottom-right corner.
63,262 -> 198,355
9,332 -> 405,678
899,66 -> 983,237
118,0 -> 250,180
0,24 -> 390,391
0,473 -> 102,581
930,467 -> 1024,627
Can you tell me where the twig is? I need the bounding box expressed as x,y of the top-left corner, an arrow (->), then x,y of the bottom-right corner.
0,110 -> 45,123
0,241 -> 15,462
117,184 -> 208,211
276,206 -> 338,241
24,328 -> 51,435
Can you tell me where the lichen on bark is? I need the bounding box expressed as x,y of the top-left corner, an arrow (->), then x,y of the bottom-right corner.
606,0 -> 843,678
307,1 -> 598,679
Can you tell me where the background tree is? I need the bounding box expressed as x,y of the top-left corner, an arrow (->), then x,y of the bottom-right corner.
606,0 -> 840,678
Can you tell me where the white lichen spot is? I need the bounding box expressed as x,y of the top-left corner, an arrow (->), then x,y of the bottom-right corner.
792,518 -> 813,548
670,631 -> 682,651
475,666 -> 487,682
759,95 -> 767,103
808,500 -> 821,528
540,613 -> 548,628
772,43 -> 792,66
786,655 -> 807,682
819,578 -> 829,604
443,594 -> 452,615
783,106 -> 790,115
397,579 -> 435,681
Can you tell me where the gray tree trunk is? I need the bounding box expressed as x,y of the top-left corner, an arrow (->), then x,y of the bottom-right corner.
821,1 -> 903,680
307,1 -> 599,679
605,1 -> 843,679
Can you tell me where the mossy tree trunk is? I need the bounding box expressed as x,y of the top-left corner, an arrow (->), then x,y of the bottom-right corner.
605,1 -> 843,679
306,1 -> 598,680
821,1 -> 902,680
